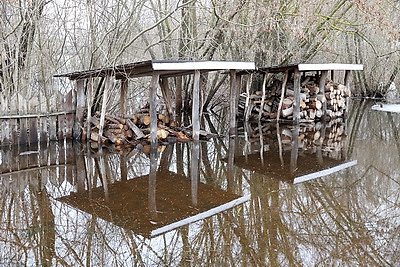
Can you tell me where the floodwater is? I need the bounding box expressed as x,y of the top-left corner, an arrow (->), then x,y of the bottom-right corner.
0,99 -> 399,266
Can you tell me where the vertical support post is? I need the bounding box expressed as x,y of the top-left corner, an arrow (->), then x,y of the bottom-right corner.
229,70 -> 238,135
150,73 -> 160,144
192,70 -> 201,140
331,70 -> 335,82
149,143 -> 158,220
259,73 -> 267,120
120,78 -> 128,115
244,74 -> 253,122
227,136 -> 236,192
191,141 -> 200,207
344,70 -> 351,90
293,68 -> 301,123
290,125 -> 300,173
319,70 -> 328,117
86,78 -> 93,141
74,79 -> 86,139
277,70 -> 289,121
98,74 -> 112,145
160,78 -> 174,120
175,77 -> 183,127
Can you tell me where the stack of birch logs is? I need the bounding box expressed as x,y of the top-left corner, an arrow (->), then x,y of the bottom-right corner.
82,108 -> 201,146
238,76 -> 351,121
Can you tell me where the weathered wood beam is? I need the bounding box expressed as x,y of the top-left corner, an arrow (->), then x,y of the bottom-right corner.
192,70 -> 201,140
159,77 -> 174,120
191,141 -> 200,206
229,70 -> 238,135
277,70 -> 289,121
98,74 -> 112,145
244,74 -> 253,122
150,73 -> 160,144
74,79 -> 86,139
120,78 -> 128,115
293,68 -> 301,123
319,70 -> 329,116
344,70 -> 351,90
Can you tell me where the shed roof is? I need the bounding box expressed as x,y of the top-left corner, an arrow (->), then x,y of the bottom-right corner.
54,60 -> 256,80
258,63 -> 363,73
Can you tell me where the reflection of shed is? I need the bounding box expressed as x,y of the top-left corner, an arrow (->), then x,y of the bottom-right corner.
233,150 -> 356,183
57,170 -> 242,238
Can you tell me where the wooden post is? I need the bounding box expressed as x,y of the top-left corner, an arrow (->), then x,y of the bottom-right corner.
259,73 -> 267,120
344,70 -> 351,90
319,70 -> 328,117
293,68 -> 301,123
277,70 -> 289,121
98,74 -> 112,145
175,77 -> 183,127
229,70 -> 238,135
244,74 -> 253,122
149,143 -> 158,220
290,125 -> 300,173
191,141 -> 200,207
73,79 -> 86,139
86,78 -> 93,141
120,78 -> 128,115
150,73 -> 160,144
192,70 -> 201,140
159,78 -> 174,120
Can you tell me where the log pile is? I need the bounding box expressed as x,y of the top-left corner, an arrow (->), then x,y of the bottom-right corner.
238,76 -> 351,121
82,109 -> 216,147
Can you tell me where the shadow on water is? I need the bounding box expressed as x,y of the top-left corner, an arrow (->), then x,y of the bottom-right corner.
0,99 -> 399,266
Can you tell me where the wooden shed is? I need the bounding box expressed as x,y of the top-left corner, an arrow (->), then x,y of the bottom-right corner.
54,60 -> 256,144
239,63 -> 363,122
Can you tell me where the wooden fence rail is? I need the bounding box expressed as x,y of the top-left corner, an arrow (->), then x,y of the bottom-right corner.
0,90 -> 76,147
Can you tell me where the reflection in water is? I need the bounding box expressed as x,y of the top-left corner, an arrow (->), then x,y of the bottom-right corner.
0,100 -> 399,266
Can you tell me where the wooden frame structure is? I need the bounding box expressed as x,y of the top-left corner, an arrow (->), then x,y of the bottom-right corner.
256,63 -> 363,123
54,60 -> 256,142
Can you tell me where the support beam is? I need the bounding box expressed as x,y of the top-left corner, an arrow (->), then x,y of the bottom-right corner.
86,78 -> 93,141
229,70 -> 238,135
293,69 -> 301,123
192,70 -> 201,140
150,73 -> 160,144
319,70 -> 329,117
277,70 -> 289,121
98,74 -> 112,145
159,78 -> 174,120
344,70 -> 351,90
73,79 -> 86,139
191,141 -> 200,207
120,78 -> 128,115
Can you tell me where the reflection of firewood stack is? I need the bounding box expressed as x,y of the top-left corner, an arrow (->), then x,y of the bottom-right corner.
238,77 -> 350,121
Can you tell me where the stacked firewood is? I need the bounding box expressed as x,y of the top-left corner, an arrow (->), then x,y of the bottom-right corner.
238,77 -> 351,121
82,108 -> 207,146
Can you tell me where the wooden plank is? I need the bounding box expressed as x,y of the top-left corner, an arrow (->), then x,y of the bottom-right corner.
319,70 -> 329,116
40,117 -> 48,143
0,111 -> 75,119
344,70 -> 351,90
49,116 -> 57,141
10,118 -> 19,145
64,90 -> 74,139
98,75 -> 112,144
120,78 -> 128,115
74,79 -> 86,139
293,69 -> 301,123
244,74 -> 253,122
86,78 -> 94,141
298,63 -> 363,71
277,70 -> 289,121
192,70 -> 201,141
229,70 -> 238,135
1,119 -> 10,146
29,117 -> 39,145
58,113 -> 65,141
159,78 -> 174,119
19,118 -> 28,145
150,73 -> 160,144
152,61 -> 256,71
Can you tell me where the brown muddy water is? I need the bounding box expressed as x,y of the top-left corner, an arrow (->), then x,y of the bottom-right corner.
0,99 -> 399,266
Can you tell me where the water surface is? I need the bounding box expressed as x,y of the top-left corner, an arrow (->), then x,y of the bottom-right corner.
0,100 -> 399,266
